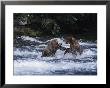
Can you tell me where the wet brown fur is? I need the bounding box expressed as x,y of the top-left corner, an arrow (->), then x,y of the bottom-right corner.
42,39 -> 60,57
64,36 -> 81,55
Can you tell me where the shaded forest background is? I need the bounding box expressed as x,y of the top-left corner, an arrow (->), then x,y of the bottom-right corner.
14,13 -> 97,40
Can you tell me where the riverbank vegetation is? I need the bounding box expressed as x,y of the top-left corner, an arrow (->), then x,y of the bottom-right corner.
14,13 -> 97,40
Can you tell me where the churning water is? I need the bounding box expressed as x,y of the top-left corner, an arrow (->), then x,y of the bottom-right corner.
14,36 -> 97,75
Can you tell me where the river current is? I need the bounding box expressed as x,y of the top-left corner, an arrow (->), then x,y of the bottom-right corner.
14,36 -> 97,75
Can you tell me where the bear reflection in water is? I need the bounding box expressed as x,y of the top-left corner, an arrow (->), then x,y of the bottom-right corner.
42,36 -> 83,57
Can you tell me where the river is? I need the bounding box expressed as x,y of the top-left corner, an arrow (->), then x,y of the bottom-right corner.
14,36 -> 97,75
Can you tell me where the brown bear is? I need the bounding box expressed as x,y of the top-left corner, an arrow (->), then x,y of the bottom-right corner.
64,36 -> 82,55
42,39 -> 61,57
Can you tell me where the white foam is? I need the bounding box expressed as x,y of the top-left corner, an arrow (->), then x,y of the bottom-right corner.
14,59 -> 96,75
14,37 -> 97,75
14,48 -> 38,56
79,42 -> 96,46
21,36 -> 43,43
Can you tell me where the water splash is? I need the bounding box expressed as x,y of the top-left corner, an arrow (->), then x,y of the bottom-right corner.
14,36 -> 97,75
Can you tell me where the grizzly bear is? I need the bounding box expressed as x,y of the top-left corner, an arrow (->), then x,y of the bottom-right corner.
64,36 -> 82,55
42,39 -> 61,57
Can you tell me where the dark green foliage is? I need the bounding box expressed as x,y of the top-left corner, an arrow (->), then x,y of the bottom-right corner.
14,13 -> 97,39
